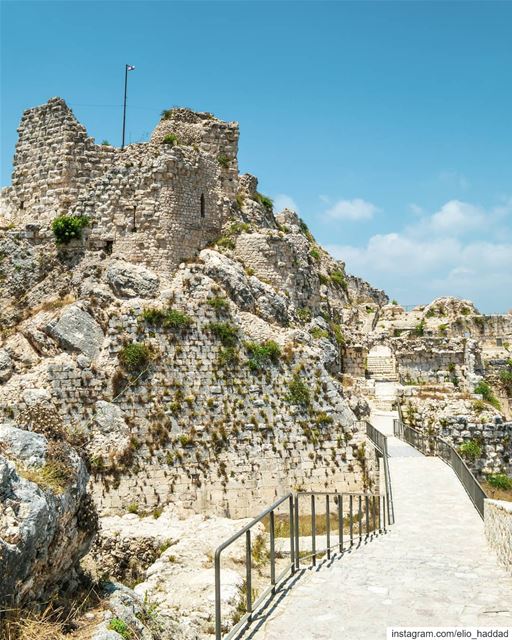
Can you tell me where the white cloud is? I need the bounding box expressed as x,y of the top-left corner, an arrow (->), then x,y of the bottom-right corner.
324,198 -> 379,221
273,194 -> 299,213
439,170 -> 470,190
325,198 -> 512,312
408,203 -> 423,216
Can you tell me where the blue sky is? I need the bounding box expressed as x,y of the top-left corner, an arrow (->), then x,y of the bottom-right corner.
1,1 -> 511,313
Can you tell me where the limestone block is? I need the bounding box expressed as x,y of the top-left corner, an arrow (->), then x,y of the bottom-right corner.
46,305 -> 104,360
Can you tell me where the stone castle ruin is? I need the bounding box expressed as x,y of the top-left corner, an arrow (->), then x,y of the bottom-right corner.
1,97 -> 512,633
1,98 -> 239,276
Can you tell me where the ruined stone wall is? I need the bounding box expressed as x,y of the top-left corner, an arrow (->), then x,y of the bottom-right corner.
485,499 -> 512,574
6,98 -> 239,279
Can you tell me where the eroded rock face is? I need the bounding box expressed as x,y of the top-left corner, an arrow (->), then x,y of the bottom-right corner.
0,350 -> 13,383
106,260 -> 160,299
0,422 -> 96,607
46,305 -> 104,360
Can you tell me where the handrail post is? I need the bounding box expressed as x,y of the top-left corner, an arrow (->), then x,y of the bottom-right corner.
326,495 -> 331,559
338,494 -> 343,553
358,495 -> 362,541
365,495 -> 369,538
311,494 -> 316,566
215,549 -> 222,640
289,495 -> 295,574
246,530 -> 252,618
350,495 -> 354,546
294,494 -> 300,569
269,510 -> 276,590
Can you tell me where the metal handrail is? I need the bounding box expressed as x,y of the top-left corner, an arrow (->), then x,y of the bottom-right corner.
393,418 -> 487,519
214,493 -> 295,640
214,422 -> 396,639
365,421 -> 395,525
214,490 -> 386,640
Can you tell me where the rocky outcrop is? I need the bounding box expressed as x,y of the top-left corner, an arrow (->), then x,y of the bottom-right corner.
0,421 -> 97,606
106,260 -> 160,299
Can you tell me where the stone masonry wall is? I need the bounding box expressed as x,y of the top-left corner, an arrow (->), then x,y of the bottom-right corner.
4,98 -> 239,279
485,499 -> 512,574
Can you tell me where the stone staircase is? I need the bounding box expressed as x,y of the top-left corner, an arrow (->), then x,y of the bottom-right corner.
367,354 -> 398,381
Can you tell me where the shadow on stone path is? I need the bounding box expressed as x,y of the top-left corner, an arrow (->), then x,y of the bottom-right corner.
246,412 -> 512,640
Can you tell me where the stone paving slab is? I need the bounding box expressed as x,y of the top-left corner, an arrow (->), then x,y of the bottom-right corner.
248,416 -> 512,640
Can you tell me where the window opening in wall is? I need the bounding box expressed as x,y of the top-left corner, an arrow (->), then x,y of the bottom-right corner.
131,206 -> 137,232
200,193 -> 205,218
20,201 -> 24,210
497,338 -> 503,347
105,240 -> 113,255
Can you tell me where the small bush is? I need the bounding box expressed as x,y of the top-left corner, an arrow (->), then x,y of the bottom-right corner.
101,139 -> 111,146
391,299 -> 398,305
108,618 -> 132,640
216,236 -> 235,250
330,270 -> 347,290
310,248 -> 320,261
459,440 -> 482,461
218,155 -> 230,168
245,340 -> 281,371
179,434 -> 194,447
218,346 -> 239,366
163,308 -> 192,331
254,191 -> 273,212
119,343 -> 152,372
51,215 -> 89,244
487,473 -> 512,491
310,327 -> 329,340
287,374 -> 310,407
413,320 -> 426,337
297,308 -> 312,323
127,503 -> 139,514
330,323 -> 345,346
141,307 -> 192,331
474,381 -> 500,409
209,322 -> 238,347
207,296 -> 229,311
161,109 -> 173,120
162,133 -> 178,146
499,369 -> 512,391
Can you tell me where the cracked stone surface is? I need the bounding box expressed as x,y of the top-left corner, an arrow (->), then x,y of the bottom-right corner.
249,412 -> 512,639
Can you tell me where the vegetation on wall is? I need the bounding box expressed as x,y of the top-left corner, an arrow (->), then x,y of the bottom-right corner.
51,215 -> 89,244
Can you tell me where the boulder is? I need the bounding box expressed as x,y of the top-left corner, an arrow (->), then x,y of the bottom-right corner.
46,305 -> 104,360
88,401 -> 130,462
0,423 -> 96,607
0,349 -> 13,383
106,260 -> 160,298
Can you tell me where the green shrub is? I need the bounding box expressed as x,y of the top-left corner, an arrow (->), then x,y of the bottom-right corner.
310,248 -> 320,261
459,440 -> 482,461
51,215 -> 89,244
297,308 -> 312,323
218,154 -> 230,168
101,139 -> 111,146
218,346 -> 239,366
330,270 -> 347,290
391,299 -> 398,305
245,340 -> 281,371
161,109 -> 173,120
141,307 -> 191,331
499,369 -> 512,391
413,320 -> 426,337
287,374 -> 310,407
162,133 -> 178,146
315,411 -> 333,425
141,308 -> 166,325
216,236 -> 235,250
254,192 -> 273,212
207,296 -> 229,311
119,343 -> 152,372
474,381 -> 501,409
163,308 -> 192,331
209,322 -> 238,347
487,473 -> 512,491
330,323 -> 345,346
108,618 -> 132,639
310,327 -> 329,340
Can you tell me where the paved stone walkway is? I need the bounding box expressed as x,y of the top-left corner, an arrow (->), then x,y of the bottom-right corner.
249,412 -> 512,639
